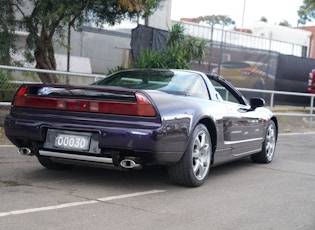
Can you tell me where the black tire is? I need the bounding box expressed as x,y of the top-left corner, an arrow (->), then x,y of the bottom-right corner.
251,120 -> 277,163
37,155 -> 74,170
168,124 -> 212,187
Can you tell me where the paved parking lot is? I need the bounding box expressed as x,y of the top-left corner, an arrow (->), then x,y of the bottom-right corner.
0,133 -> 314,230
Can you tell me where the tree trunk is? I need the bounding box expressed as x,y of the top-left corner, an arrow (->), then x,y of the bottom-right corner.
34,27 -> 60,84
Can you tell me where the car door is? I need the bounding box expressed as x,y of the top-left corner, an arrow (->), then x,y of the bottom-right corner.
223,101 -> 264,156
208,75 -> 264,157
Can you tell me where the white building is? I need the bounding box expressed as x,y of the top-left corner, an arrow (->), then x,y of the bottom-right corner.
247,21 -> 311,49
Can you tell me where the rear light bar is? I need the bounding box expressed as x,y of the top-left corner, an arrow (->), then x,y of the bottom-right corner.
12,86 -> 157,117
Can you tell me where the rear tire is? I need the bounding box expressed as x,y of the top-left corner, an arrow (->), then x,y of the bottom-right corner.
168,124 -> 211,187
37,155 -> 74,170
251,120 -> 277,163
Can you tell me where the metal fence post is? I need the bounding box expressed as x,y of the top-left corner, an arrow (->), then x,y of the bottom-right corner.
310,96 -> 314,128
270,92 -> 274,111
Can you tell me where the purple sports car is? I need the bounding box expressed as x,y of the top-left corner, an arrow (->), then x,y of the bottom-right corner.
5,69 -> 278,187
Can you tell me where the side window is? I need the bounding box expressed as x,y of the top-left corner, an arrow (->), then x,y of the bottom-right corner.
188,75 -> 209,99
209,79 -> 242,104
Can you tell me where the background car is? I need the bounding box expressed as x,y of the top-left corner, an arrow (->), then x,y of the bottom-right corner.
211,61 -> 276,92
308,69 -> 315,94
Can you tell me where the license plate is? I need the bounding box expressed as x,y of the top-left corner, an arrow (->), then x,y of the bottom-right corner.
54,133 -> 91,151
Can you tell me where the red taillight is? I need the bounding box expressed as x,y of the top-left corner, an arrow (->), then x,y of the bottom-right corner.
90,93 -> 156,116
12,86 -> 28,106
12,87 -> 156,117
240,69 -> 254,75
136,92 -> 156,116
14,97 -> 67,110
16,86 -> 27,96
308,70 -> 315,94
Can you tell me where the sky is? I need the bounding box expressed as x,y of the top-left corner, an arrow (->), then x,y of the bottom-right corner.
171,0 -> 309,28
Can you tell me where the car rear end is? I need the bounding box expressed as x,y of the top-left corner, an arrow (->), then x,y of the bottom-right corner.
308,69 -> 315,94
4,84 -> 184,169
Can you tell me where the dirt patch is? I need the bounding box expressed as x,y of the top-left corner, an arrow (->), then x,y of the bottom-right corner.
0,126 -> 9,145
0,106 -> 10,145
277,115 -> 315,133
0,105 -> 10,127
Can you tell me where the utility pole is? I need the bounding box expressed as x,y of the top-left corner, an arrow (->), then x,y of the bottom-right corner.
241,0 -> 246,29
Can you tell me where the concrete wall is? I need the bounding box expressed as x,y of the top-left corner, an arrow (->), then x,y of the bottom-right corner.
70,27 -> 132,74
146,0 -> 172,30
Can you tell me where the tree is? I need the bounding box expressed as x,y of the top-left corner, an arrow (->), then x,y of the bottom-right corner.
260,16 -> 268,22
115,0 -> 164,23
6,0 -> 165,83
298,0 -> 315,25
198,15 -> 235,27
0,0 -> 16,65
18,0 -> 91,83
279,20 -> 291,27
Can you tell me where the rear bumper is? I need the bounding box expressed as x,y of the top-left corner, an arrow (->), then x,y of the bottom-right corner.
5,115 -> 188,164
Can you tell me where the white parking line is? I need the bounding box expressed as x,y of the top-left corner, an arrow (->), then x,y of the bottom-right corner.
279,132 -> 315,136
0,145 -> 14,147
0,190 -> 165,217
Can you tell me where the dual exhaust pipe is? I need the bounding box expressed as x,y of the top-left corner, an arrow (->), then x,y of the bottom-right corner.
18,147 -> 141,169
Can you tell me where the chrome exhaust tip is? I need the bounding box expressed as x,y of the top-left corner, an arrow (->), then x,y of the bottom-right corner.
120,158 -> 142,169
18,147 -> 33,156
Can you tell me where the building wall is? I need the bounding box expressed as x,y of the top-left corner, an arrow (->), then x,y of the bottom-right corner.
248,21 -> 311,47
70,27 -> 132,74
298,26 -> 315,59
146,0 -> 172,30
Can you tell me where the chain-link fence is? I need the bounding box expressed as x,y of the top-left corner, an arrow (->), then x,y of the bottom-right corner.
179,21 -> 306,58
0,69 -> 17,102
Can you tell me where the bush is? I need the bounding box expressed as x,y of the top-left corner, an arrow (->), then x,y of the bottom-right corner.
107,65 -> 127,75
133,23 -> 206,69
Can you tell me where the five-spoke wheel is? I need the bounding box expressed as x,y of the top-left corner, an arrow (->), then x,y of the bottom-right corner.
251,120 -> 277,163
168,123 -> 211,187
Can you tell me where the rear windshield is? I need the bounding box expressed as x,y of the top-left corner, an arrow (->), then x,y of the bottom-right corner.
94,70 -> 209,99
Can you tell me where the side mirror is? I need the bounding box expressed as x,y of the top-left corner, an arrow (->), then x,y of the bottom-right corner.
250,97 -> 265,110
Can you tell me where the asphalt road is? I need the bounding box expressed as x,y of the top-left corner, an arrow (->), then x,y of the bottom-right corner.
0,133 -> 314,230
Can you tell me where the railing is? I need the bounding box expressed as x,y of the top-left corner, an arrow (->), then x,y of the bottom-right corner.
1,65 -> 314,127
0,65 -> 105,82
238,87 -> 315,128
